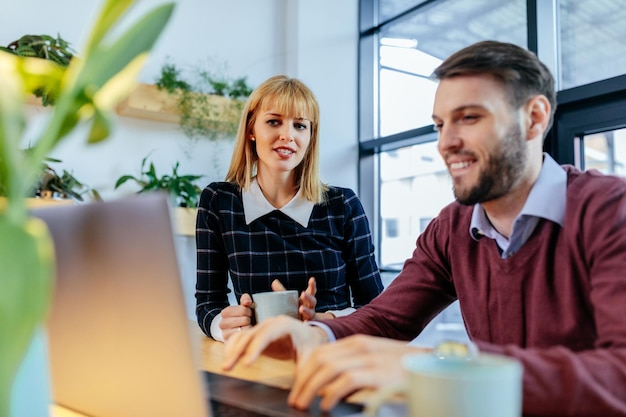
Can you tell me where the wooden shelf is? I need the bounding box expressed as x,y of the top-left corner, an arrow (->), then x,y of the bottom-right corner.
116,83 -> 181,123
115,83 -> 242,128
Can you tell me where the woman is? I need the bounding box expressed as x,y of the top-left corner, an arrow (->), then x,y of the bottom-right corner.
196,75 -> 383,341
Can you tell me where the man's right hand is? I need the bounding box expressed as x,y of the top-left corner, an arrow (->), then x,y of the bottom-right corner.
222,315 -> 328,368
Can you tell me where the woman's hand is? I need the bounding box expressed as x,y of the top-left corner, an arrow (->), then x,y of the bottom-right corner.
299,277 -> 319,321
271,278 -> 332,321
220,293 -> 254,341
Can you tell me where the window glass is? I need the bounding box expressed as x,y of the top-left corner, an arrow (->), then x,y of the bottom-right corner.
379,140 -> 454,268
377,0 -> 526,137
379,0 -> 426,22
580,128 -> 626,177
559,0 -> 626,89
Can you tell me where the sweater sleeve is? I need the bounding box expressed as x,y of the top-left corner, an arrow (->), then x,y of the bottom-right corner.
339,188 -> 384,306
322,211 -> 457,340
195,184 -> 231,338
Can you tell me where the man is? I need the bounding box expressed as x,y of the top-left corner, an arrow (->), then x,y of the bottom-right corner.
222,41 -> 626,417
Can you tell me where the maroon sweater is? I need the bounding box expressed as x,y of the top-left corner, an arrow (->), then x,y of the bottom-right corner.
323,166 -> 626,417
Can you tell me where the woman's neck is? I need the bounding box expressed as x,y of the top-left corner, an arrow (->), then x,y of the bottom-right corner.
256,172 -> 299,209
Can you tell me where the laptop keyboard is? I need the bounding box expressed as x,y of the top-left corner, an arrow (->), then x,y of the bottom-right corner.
211,399 -> 271,417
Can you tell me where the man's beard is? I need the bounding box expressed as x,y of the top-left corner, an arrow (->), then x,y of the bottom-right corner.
453,122 -> 526,206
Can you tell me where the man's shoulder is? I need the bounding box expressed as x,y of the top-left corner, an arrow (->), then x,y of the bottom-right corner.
433,200 -> 474,230
564,165 -> 626,194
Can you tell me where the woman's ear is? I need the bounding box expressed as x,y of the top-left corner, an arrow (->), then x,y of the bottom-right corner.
526,95 -> 551,140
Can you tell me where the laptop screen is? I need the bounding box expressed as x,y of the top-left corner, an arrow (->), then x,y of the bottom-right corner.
36,194 -> 210,417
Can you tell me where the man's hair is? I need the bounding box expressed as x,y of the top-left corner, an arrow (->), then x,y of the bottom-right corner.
433,40 -> 557,134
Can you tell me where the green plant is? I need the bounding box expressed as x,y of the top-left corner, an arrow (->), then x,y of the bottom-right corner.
154,60 -> 252,140
33,158 -> 101,202
0,0 -> 174,414
0,34 -> 75,106
115,156 -> 203,208
155,62 -> 191,94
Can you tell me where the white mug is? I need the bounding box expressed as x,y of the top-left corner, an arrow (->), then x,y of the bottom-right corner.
251,290 -> 299,323
365,351 -> 523,417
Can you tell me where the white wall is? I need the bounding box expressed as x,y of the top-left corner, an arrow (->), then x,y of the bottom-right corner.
3,0 -> 359,319
2,0 -> 359,199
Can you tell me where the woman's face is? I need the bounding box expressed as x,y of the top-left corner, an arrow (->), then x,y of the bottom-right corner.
251,106 -> 312,177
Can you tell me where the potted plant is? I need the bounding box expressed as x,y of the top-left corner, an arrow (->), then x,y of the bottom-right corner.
114,155 -> 203,235
31,157 -> 102,202
0,34 -> 74,106
116,59 -> 252,141
0,1 -> 174,415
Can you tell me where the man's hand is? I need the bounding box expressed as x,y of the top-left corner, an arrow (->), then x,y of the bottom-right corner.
288,335 -> 430,411
222,315 -> 329,370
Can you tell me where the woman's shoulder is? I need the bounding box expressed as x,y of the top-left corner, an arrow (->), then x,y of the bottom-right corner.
199,182 -> 241,208
324,185 -> 357,200
203,181 -> 239,194
321,185 -> 364,213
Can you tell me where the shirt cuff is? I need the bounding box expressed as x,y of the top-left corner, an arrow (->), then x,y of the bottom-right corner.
308,321 -> 337,343
325,307 -> 355,318
210,313 -> 225,342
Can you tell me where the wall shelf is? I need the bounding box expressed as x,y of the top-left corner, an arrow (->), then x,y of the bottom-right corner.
115,83 -> 242,130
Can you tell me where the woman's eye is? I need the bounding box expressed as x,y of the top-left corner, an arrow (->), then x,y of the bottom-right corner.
267,119 -> 280,126
295,123 -> 308,130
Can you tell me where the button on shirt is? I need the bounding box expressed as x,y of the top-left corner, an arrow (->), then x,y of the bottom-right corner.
470,153 -> 566,259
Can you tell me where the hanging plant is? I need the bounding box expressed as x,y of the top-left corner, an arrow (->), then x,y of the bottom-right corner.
154,59 -> 252,140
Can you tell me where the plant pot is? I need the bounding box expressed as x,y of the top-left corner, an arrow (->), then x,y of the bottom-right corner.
173,207 -> 197,236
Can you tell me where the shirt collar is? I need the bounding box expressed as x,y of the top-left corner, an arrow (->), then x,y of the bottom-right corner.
242,178 -> 314,227
469,153 -> 567,240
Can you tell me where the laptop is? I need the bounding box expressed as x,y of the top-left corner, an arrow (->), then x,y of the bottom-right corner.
35,193 -> 364,417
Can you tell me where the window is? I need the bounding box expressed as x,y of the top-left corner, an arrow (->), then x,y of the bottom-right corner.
360,0 -> 527,270
558,0 -> 626,89
578,128 -> 626,177
360,0 -> 626,271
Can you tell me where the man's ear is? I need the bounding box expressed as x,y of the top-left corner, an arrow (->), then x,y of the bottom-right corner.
525,95 -> 551,140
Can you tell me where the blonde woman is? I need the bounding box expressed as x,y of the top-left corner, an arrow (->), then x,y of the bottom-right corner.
195,75 -> 383,341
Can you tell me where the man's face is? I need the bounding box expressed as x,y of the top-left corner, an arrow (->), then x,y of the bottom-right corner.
431,74 -> 527,205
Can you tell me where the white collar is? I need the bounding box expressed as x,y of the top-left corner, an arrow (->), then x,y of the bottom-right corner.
242,178 -> 314,227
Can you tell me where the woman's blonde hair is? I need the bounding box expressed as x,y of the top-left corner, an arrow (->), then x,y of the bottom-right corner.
224,75 -> 327,203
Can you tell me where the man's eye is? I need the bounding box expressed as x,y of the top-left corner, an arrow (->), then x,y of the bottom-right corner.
461,115 -> 479,123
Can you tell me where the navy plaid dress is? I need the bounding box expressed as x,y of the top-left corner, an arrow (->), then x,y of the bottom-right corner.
195,182 -> 383,338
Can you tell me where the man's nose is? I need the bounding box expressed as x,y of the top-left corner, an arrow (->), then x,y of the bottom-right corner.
437,125 -> 462,154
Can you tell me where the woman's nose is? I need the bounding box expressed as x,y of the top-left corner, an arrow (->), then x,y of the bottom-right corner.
279,125 -> 295,142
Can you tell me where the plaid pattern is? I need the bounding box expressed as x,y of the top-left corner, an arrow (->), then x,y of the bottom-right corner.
195,182 -> 383,337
